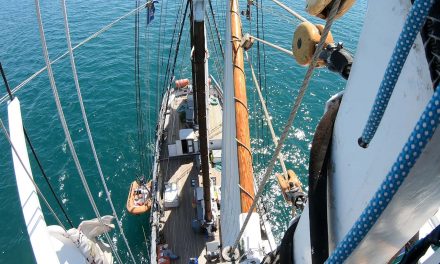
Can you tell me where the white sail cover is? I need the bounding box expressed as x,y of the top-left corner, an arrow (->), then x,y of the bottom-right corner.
66,216 -> 115,264
8,98 -> 60,264
220,3 -> 242,247
8,98 -> 113,264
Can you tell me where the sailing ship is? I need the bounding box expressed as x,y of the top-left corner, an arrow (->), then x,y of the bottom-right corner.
1,0 -> 440,263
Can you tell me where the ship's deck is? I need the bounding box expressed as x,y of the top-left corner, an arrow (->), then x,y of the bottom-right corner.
156,86 -> 223,264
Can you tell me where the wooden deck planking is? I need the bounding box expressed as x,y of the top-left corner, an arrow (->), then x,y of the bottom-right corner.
156,87 -> 223,263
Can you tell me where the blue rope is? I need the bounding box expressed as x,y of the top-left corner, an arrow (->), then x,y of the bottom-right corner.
327,84 -> 440,264
358,0 -> 435,148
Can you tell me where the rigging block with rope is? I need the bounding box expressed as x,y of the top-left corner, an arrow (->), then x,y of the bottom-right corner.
306,0 -> 355,20
292,22 -> 334,66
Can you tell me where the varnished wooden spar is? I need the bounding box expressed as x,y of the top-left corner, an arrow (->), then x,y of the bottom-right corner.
231,0 -> 255,213
192,0 -> 212,222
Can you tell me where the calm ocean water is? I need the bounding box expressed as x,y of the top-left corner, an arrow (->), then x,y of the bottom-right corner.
0,0 -> 366,263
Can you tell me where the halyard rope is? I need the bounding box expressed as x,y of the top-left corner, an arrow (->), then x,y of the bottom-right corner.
60,0 -> 137,262
34,0 -> 123,262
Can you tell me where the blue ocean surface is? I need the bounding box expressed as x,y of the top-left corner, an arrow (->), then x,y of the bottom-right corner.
0,0 -> 366,263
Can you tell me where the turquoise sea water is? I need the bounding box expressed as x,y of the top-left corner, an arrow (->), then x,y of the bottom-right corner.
0,0 -> 366,263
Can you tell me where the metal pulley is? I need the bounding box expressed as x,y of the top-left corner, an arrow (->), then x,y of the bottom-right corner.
292,22 -> 333,66
306,0 -> 356,20
241,33 -> 255,51
319,42 -> 353,79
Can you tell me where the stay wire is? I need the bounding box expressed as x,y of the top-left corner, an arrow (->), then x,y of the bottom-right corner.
0,3 -> 147,105
162,0 -> 186,92
0,63 -> 13,100
260,0 -> 270,160
208,0 -> 224,58
155,0 -> 165,113
231,0 -> 342,253
0,118 -> 66,231
1,62 -> 74,228
144,10 -> 153,168
135,0 -> 145,178
168,0 -> 190,89
59,0 -> 137,262
34,1 -> 123,263
205,10 -> 223,85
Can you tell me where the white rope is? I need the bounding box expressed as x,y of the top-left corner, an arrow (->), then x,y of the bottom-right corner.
245,51 -> 288,177
249,35 -> 294,57
269,0 -> 308,23
230,0 -> 342,255
59,0 -> 137,263
34,1 -> 123,263
0,118 -> 66,231
253,2 -> 297,25
0,3 -> 147,105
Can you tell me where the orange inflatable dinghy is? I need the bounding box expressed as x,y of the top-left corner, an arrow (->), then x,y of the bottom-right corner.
126,180 -> 152,215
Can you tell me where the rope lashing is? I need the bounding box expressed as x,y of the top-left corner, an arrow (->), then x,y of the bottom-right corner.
358,0 -> 435,148
326,84 -> 440,264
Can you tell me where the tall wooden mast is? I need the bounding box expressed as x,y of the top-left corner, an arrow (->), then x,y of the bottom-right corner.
231,0 -> 255,213
192,0 -> 212,222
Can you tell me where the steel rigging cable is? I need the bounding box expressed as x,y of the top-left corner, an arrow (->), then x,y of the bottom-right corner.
59,0 -> 137,261
162,0 -> 187,92
34,0 -> 123,262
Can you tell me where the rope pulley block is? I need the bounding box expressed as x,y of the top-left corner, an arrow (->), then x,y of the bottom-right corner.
276,169 -> 307,208
306,0 -> 356,20
292,22 -> 333,66
241,33 -> 255,51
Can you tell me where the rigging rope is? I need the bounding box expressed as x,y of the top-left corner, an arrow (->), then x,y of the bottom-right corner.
168,0 -> 190,89
0,118 -> 67,231
161,0 -> 187,92
269,0 -> 308,23
230,0 -> 342,255
0,3 -> 147,105
34,1 -> 123,263
245,51 -> 288,176
326,83 -> 440,263
253,2 -> 297,25
258,0 -> 270,169
1,62 -> 74,228
144,9 -> 154,168
135,0 -> 147,179
155,1 -> 168,112
205,10 -> 224,85
208,0 -> 224,58
358,0 -> 435,148
59,0 -> 137,262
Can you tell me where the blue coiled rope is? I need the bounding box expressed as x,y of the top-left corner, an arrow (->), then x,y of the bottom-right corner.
326,84 -> 440,264
358,0 -> 435,148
